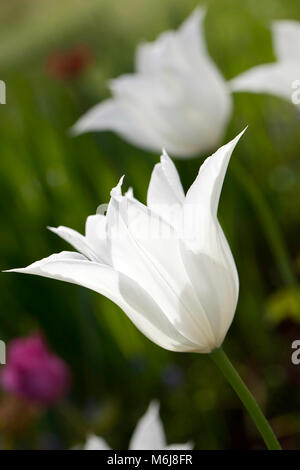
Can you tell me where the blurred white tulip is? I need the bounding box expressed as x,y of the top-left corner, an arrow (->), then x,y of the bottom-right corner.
81,401 -> 193,450
7,130 -> 245,353
230,20 -> 300,105
72,7 -> 232,158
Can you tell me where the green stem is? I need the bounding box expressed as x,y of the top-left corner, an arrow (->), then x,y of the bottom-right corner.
231,160 -> 297,289
211,347 -> 281,450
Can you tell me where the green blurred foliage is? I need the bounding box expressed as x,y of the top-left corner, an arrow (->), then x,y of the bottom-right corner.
0,0 -> 299,450
266,288 -> 300,324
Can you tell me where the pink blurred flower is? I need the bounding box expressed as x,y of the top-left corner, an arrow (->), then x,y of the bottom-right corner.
1,334 -> 71,405
46,45 -> 93,80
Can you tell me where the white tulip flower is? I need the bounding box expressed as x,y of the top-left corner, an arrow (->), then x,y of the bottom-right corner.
5,129 -> 282,449
72,7 -> 232,158
81,401 -> 193,450
230,20 -> 300,105
7,131 -> 244,354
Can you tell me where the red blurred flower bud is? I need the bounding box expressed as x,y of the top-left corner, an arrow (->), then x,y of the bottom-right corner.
46,45 -> 92,80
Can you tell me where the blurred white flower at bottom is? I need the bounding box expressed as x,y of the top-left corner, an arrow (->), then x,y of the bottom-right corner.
81,401 -> 193,450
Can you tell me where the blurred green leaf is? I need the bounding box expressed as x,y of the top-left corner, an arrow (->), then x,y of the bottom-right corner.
266,288 -> 300,324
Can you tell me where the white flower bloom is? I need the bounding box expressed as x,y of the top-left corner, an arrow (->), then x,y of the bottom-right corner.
72,7 -> 232,158
230,20 -> 300,104
81,401 -> 193,450
6,130 -> 244,353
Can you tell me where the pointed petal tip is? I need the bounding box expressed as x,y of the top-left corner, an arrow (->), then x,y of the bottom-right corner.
125,186 -> 134,198
161,148 -> 171,162
226,127 -> 247,149
47,225 -> 69,235
47,226 -> 57,233
118,174 -> 125,187
69,117 -> 87,137
68,125 -> 78,137
178,5 -> 206,41
205,128 -> 246,167
210,128 -> 246,167
236,126 -> 248,140
110,175 -> 125,198
186,5 -> 206,23
3,266 -> 27,274
148,399 -> 160,412
195,4 -> 206,16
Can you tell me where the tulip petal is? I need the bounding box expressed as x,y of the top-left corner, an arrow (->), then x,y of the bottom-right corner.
84,435 -> 111,450
184,131 -> 245,232
177,7 -> 209,67
7,252 -> 199,352
106,186 -> 216,350
85,215 -> 111,265
129,401 -> 166,450
5,251 -> 87,275
48,226 -> 104,263
180,243 -> 238,347
177,7 -> 232,151
273,20 -> 300,62
148,149 -> 185,205
125,196 -> 217,348
109,74 -> 195,155
230,62 -> 300,102
147,149 -> 184,227
181,135 -> 241,335
135,8 -> 232,157
71,98 -> 160,152
135,7 -> 205,74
